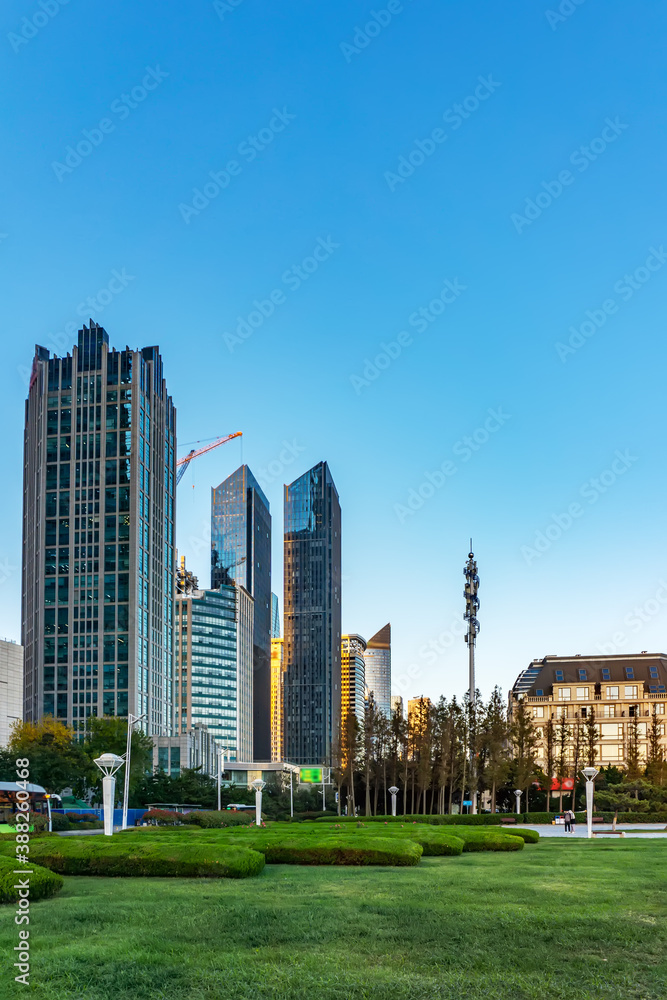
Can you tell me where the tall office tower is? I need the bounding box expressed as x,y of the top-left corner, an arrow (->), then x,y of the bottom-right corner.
271,593 -> 280,638
270,637 -> 285,761
174,571 -> 254,761
283,462 -> 341,766
0,640 -> 24,745
364,624 -> 392,717
341,635 -> 366,726
211,466 -> 271,761
390,694 -> 404,719
22,324 -> 176,735
408,696 -> 433,739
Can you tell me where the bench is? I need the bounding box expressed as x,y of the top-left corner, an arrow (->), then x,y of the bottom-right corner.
500,817 -> 517,824
592,816 -> 604,824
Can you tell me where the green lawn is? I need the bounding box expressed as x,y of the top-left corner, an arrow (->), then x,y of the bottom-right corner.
0,839 -> 664,999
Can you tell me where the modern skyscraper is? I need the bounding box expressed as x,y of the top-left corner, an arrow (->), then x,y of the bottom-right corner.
0,640 -> 24,745
390,694 -> 404,718
364,624 -> 392,717
270,637 -> 285,761
211,465 -> 271,760
341,634 -> 366,726
283,461 -> 341,766
174,561 -> 254,761
22,324 -> 176,735
271,592 -> 280,639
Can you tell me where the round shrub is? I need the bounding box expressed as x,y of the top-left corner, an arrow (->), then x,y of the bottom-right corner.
456,830 -> 524,852
50,814 -> 71,832
0,856 -> 63,903
261,836 -> 422,867
142,809 -> 186,826
510,828 -> 539,844
183,810 -> 254,829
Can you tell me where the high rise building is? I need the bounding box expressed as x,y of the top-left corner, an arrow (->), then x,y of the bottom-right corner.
364,624 -> 392,717
283,462 -> 341,766
211,465 -> 271,760
271,592 -> 280,638
341,634 -> 366,726
270,637 -> 285,761
0,640 -> 24,746
22,324 -> 176,735
408,696 -> 433,740
390,694 -> 404,718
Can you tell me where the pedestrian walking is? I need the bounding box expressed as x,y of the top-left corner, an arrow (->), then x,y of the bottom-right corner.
563,809 -> 572,833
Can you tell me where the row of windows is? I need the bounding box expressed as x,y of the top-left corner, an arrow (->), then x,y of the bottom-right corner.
554,665 -> 659,683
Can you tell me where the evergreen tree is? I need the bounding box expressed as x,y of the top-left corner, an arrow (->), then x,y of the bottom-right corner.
646,704 -> 665,786
481,687 -> 509,813
544,716 -> 556,814
625,707 -> 642,794
584,706 -> 599,767
555,714 -> 570,812
509,698 -> 539,812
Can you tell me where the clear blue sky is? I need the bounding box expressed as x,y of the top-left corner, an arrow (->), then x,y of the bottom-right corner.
2,0 -> 666,705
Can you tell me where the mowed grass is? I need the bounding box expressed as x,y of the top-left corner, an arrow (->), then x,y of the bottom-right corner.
0,839 -> 665,1000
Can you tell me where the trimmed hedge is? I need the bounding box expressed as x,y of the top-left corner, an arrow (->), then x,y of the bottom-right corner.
0,855 -> 63,903
453,830 -> 524,852
315,814 -> 523,826
24,837 -> 265,879
260,836 -> 423,867
506,828 -> 539,844
183,810 -> 254,829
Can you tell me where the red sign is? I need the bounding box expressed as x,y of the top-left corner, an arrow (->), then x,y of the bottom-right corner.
550,778 -> 575,791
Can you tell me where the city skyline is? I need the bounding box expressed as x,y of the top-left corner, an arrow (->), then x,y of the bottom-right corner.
2,2 -> 667,709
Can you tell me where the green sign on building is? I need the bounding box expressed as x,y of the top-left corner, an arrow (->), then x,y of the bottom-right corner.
299,767 -> 323,784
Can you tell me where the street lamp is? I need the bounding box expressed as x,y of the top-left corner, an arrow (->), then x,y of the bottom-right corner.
94,753 -> 125,836
581,766 -> 599,839
217,746 -> 229,811
251,778 -> 266,826
44,793 -> 53,833
388,786 -> 399,817
122,713 -> 146,831
514,789 -> 523,815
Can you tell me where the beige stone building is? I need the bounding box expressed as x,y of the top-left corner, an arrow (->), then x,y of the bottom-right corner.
510,653 -> 667,769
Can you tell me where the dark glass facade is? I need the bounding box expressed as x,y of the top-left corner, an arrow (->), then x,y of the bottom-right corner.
22,324 -> 176,736
211,466 -> 271,760
364,623 -> 392,718
283,462 -> 341,766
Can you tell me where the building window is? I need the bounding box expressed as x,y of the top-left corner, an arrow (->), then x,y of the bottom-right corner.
555,670 -> 564,682
578,669 -> 587,681
624,667 -> 634,680
649,666 -> 659,679
601,668 -> 611,680
576,687 -> 589,700
606,686 -> 619,699
656,704 -> 665,715
532,706 -> 544,718
558,687 -> 571,701
536,688 -> 544,697
602,705 -> 616,718
624,685 -> 638,699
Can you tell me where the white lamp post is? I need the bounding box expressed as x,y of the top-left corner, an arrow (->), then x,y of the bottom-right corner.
389,786 -> 399,817
122,713 -> 146,831
44,793 -> 52,833
94,753 -> 125,836
217,746 -> 228,811
514,789 -> 523,815
581,766 -> 599,839
289,769 -> 294,819
251,778 -> 266,826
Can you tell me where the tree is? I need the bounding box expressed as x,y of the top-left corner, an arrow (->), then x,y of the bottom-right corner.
646,704 -> 665,786
625,708 -> 642,794
481,687 -> 509,813
570,718 -> 583,810
6,718 -> 89,795
83,716 -> 155,806
362,695 -> 382,815
509,699 -> 539,812
543,717 -> 556,815
555,715 -> 570,812
339,710 -> 361,816
584,707 -> 599,767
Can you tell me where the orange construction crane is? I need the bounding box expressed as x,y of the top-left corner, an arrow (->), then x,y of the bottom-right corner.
176,432 -> 242,485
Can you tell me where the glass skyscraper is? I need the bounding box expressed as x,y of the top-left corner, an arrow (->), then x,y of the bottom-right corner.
341,634 -> 367,725
271,592 -> 280,639
211,465 -> 271,760
22,323 -> 176,735
364,624 -> 392,717
283,462 -> 341,766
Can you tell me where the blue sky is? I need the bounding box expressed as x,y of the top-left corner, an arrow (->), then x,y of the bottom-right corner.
2,0 -> 666,705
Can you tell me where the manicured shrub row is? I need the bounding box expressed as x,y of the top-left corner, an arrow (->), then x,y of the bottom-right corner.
315,814 -> 524,826
453,830 -> 524,852
22,837 -> 265,879
141,808 -> 255,828
0,855 -> 63,903
260,836 -> 423,867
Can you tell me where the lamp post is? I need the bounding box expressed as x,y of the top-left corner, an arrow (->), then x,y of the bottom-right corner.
514,789 -> 523,816
122,712 -> 146,831
389,786 -> 399,817
289,769 -> 294,819
581,767 -> 599,839
251,778 -> 266,826
217,746 -> 228,811
44,793 -> 52,833
94,753 -> 125,836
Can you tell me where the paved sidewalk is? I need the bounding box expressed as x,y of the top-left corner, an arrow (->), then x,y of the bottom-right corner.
516,822 -> 667,839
